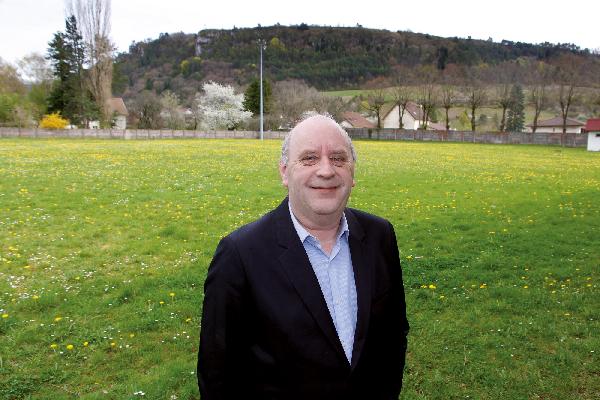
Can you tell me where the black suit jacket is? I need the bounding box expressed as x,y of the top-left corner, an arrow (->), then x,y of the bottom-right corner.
198,198 -> 409,400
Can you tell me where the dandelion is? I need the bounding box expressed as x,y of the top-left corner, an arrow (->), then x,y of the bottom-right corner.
428,284 -> 436,289
129,333 -> 135,338
1,313 -> 8,319
185,318 -> 192,323
159,301 -> 165,305
54,316 -> 62,322
83,341 -> 89,347
110,342 -> 116,347
169,292 -> 175,297
32,295 -> 39,300
523,285 -> 529,289
66,344 -> 74,350
50,343 -> 58,349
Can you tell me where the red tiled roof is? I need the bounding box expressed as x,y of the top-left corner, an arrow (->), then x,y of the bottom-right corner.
527,116 -> 583,127
584,118 -> 600,132
341,112 -> 375,128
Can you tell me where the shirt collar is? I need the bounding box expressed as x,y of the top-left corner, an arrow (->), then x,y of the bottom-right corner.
288,200 -> 349,243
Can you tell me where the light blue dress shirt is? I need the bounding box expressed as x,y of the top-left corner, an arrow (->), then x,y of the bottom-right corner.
289,203 -> 358,363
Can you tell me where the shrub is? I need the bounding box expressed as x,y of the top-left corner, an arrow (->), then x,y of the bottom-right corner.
39,112 -> 69,129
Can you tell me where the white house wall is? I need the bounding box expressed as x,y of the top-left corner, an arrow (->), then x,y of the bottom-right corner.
382,104 -> 420,129
527,126 -> 582,133
588,132 -> 600,151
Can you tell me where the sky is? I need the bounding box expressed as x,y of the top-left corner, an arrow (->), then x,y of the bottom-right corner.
1,0 -> 599,66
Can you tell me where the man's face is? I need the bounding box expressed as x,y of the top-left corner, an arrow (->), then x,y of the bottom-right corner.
279,117 -> 355,225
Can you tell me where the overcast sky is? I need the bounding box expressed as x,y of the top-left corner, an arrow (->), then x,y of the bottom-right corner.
1,0 -> 599,65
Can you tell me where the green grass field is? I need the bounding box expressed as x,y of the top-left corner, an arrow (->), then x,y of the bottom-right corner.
1,138 -> 598,399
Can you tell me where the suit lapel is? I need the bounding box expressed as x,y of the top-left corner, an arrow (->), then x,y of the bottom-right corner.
346,208 -> 372,371
275,199 -> 348,363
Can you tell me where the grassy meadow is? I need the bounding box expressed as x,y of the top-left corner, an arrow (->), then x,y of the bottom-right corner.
0,138 -> 598,399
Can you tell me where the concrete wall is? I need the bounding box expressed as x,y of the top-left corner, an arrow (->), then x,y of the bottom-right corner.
0,127 -> 587,147
345,128 -> 588,147
0,128 -> 287,140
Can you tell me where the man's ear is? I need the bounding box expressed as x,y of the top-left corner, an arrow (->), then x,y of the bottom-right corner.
279,163 -> 289,187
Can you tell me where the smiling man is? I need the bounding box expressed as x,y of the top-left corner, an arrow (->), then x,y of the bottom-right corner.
198,114 -> 409,400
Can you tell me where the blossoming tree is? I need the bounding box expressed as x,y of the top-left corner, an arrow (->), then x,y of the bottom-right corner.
196,81 -> 252,130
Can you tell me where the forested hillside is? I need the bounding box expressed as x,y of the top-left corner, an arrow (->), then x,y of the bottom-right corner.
113,25 -> 600,105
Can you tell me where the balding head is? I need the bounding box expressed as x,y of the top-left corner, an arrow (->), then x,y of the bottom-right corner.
280,113 -> 357,166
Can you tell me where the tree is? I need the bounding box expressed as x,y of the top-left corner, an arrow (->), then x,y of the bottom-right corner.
243,78 -> 272,116
47,15 -> 97,126
361,89 -> 386,128
392,84 -> 411,129
270,80 -> 335,129
132,90 -> 162,129
506,84 -> 525,132
18,53 -> 54,121
160,90 -> 185,129
529,84 -> 547,133
558,84 -> 576,135
496,85 -> 512,132
417,84 -> 437,129
465,85 -> 487,132
196,81 -> 252,130
69,0 -> 114,124
0,58 -> 37,127
440,86 -> 454,131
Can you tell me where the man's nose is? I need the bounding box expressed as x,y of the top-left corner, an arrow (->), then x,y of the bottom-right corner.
316,157 -> 335,178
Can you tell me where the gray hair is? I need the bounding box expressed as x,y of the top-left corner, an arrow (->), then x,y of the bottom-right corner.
280,111 -> 357,165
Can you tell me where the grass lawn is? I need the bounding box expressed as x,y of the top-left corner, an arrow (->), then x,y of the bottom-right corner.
0,138 -> 598,399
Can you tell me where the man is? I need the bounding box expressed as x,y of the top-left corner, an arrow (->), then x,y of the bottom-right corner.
198,114 -> 409,400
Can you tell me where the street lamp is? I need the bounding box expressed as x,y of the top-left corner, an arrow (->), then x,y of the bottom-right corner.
258,38 -> 266,140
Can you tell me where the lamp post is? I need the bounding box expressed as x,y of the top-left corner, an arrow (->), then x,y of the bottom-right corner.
258,38 -> 266,140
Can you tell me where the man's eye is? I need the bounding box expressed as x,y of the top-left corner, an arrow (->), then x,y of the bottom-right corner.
300,156 -> 318,165
330,156 -> 347,166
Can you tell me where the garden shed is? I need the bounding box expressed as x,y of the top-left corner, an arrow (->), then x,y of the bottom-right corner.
584,119 -> 600,151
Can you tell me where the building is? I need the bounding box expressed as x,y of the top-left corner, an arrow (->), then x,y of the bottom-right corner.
340,112 -> 376,129
526,116 -> 584,133
88,98 -> 129,129
107,98 -> 128,130
380,101 -> 425,130
584,118 -> 600,151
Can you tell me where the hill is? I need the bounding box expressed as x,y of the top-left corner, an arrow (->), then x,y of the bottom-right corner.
113,25 -> 600,105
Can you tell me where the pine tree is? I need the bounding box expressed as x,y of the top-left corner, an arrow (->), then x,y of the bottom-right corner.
47,15 -> 98,126
506,84 -> 525,132
243,78 -> 271,116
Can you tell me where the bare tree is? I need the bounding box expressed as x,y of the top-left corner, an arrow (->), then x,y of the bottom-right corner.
361,89 -> 386,128
392,84 -> 411,129
529,84 -> 547,133
465,85 -> 487,132
440,86 -> 455,131
417,84 -> 436,130
495,85 -> 512,132
558,84 -> 576,134
68,0 -> 114,125
270,80 -> 338,128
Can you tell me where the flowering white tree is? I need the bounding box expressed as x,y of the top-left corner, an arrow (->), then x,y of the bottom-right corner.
196,81 -> 252,130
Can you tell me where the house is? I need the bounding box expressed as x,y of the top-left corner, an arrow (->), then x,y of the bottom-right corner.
584,118 -> 600,151
526,116 -> 584,133
107,97 -> 128,130
380,101 -> 428,130
340,112 -> 376,129
88,98 -> 128,129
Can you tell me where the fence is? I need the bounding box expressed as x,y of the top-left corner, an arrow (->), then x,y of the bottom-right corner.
345,128 -> 588,147
0,127 -> 587,147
